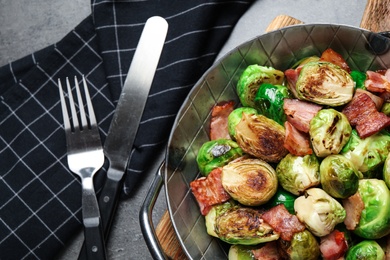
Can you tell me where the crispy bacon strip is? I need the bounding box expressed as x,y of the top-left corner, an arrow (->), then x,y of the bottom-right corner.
262,204 -> 305,241
342,92 -> 390,138
210,101 -> 235,140
284,121 -> 313,156
355,88 -> 384,110
342,192 -> 365,230
320,229 -> 349,260
365,70 -> 390,93
283,98 -> 322,133
190,168 -> 230,215
320,48 -> 351,72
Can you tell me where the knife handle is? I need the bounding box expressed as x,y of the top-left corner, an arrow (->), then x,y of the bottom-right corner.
83,217 -> 107,260
78,174 -> 123,260
98,174 -> 124,237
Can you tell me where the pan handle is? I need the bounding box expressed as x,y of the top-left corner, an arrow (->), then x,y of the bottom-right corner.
139,161 -> 169,260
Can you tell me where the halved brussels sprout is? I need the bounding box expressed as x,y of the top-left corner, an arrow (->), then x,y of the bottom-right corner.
228,243 -> 280,260
341,129 -> 390,178
235,113 -> 288,163
278,230 -> 320,260
320,154 -> 361,199
345,240 -> 385,260
196,139 -> 244,176
206,202 -> 279,245
237,64 -> 284,108
354,179 -> 390,239
276,154 -> 320,196
296,61 -> 355,106
254,83 -> 291,125
294,188 -> 346,237
227,107 -> 258,140
309,108 -> 352,157
222,157 -> 278,206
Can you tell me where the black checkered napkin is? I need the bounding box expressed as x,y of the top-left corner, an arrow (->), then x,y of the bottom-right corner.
0,1 -> 253,259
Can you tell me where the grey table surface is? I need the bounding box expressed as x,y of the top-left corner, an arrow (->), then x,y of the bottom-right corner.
0,0 -> 367,259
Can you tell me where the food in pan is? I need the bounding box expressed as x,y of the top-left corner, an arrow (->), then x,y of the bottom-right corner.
190,48 -> 390,259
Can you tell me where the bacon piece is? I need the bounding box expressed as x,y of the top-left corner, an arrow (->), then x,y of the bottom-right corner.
320,48 -> 351,72
355,88 -> 384,110
284,121 -> 313,156
320,229 -> 348,260
342,192 -> 365,230
190,168 -> 230,215
342,92 -> 390,138
252,241 -> 281,260
262,204 -> 305,241
284,68 -> 300,98
210,101 -> 235,140
365,70 -> 390,93
283,98 -> 322,133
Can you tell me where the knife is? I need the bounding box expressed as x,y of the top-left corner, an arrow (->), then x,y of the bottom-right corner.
78,16 -> 168,259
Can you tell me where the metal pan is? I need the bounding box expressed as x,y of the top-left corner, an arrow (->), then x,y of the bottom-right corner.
141,24 -> 390,260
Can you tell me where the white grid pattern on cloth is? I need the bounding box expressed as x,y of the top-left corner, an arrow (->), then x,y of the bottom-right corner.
0,0 -> 254,258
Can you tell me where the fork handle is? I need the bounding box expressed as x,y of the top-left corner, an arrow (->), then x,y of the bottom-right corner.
83,217 -> 107,260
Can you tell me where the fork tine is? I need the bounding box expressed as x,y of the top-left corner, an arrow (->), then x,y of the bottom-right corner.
74,76 -> 88,129
82,76 -> 97,128
66,77 -> 79,131
58,79 -> 71,131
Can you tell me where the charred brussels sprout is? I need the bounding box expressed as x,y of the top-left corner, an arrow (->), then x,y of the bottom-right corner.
276,154 -> 320,196
196,139 -> 243,176
341,129 -> 390,178
345,240 -> 385,260
254,83 -> 291,125
309,108 -> 352,157
320,154 -> 361,199
354,179 -> 390,239
296,61 -> 354,106
206,202 -> 279,245
294,188 -> 346,237
227,107 -> 258,140
222,158 -> 278,206
278,230 -> 320,260
235,113 -> 288,163
237,65 -> 284,108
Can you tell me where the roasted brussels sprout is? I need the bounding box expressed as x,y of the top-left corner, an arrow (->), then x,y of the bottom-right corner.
267,188 -> 297,214
276,154 -> 320,196
383,153 -> 390,189
205,202 -> 279,245
237,65 -> 284,108
350,70 -> 366,90
196,139 -> 244,176
341,129 -> 390,178
309,108 -> 352,157
320,154 -> 361,199
222,157 -> 278,206
295,61 -> 355,106
235,113 -> 288,163
345,240 -> 385,260
254,83 -> 291,125
381,102 -> 390,116
227,107 -> 258,139
354,179 -> 390,239
278,230 -> 321,260
294,188 -> 346,237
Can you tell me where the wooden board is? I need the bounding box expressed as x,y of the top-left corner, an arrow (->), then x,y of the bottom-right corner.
154,0 -> 390,258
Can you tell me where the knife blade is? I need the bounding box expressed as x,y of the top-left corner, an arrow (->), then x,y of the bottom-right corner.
78,16 -> 168,259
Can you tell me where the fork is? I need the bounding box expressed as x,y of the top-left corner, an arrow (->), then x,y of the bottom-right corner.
58,76 -> 107,260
